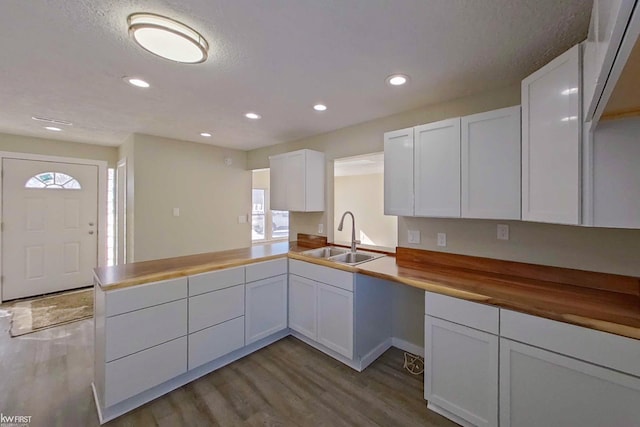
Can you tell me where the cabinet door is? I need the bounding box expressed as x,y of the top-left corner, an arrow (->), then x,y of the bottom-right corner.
245,275 -> 288,344
522,45 -> 581,225
286,151 -> 306,212
269,155 -> 288,211
461,106 -> 521,219
288,275 -> 317,340
500,338 -> 640,427
414,118 -> 461,217
384,128 -> 414,216
425,316 -> 498,427
317,283 -> 353,359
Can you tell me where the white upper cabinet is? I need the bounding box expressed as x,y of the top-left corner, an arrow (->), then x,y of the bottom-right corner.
414,118 -> 461,218
461,106 -> 521,220
522,44 -> 582,225
384,107 -> 521,220
269,149 -> 325,212
383,127 -> 414,216
583,0 -> 637,122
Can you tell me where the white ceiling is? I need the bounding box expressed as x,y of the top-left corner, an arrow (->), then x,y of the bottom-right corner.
0,0 -> 591,151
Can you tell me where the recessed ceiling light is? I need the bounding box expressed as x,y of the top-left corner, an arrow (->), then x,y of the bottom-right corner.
128,13 -> 209,64
313,104 -> 327,112
387,74 -> 409,86
45,126 -> 62,132
124,77 -> 150,88
245,112 -> 261,120
32,116 -> 72,126
200,132 -> 212,137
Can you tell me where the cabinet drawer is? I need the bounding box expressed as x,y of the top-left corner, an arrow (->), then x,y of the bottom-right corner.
189,284 -> 244,333
425,291 -> 499,334
245,258 -> 287,283
105,277 -> 187,317
105,299 -> 187,362
104,337 -> 187,407
289,259 -> 353,291
189,266 -> 244,296
501,309 -> 640,377
188,316 -> 245,370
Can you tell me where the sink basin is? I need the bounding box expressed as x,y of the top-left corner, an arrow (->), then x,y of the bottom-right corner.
328,251 -> 384,265
301,247 -> 349,259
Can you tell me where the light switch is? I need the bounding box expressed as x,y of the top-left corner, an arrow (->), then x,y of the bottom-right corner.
408,230 -> 421,244
173,208 -> 180,217
318,223 -> 324,234
437,233 -> 447,247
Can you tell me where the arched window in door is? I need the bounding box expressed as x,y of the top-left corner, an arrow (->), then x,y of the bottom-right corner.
25,172 -> 82,189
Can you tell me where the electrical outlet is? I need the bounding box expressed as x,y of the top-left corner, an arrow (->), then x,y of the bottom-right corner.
497,224 -> 509,240
437,233 -> 447,247
318,223 -> 324,234
408,230 -> 421,244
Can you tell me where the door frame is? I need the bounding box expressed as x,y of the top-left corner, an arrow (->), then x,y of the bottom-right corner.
0,152 -> 108,303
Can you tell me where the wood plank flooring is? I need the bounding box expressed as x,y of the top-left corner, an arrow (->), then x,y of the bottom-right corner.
0,311 -> 456,427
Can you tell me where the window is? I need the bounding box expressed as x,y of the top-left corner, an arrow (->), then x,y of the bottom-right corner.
252,169 -> 288,242
25,172 -> 81,189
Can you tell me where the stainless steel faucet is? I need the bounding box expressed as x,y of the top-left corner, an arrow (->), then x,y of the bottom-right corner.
337,211 -> 360,253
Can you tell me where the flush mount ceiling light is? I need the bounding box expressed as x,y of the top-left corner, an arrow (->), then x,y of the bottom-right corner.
124,76 -> 150,88
128,13 -> 209,64
313,104 -> 327,112
386,74 -> 409,86
245,112 -> 261,120
200,132 -> 212,137
45,126 -> 62,132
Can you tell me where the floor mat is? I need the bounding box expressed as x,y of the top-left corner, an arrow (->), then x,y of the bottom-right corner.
2,288 -> 93,337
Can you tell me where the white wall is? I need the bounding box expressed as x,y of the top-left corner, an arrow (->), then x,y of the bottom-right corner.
334,173 -> 397,250
122,134 -> 251,262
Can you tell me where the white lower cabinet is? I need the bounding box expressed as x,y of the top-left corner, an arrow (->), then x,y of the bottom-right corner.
317,282 -> 354,358
245,274 -> 288,344
424,292 -> 499,427
500,338 -> 640,427
104,337 -> 187,407
288,259 -> 355,361
288,274 -> 318,340
188,317 -> 245,370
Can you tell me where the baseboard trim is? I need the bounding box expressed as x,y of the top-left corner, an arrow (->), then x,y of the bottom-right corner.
391,337 -> 424,357
360,338 -> 392,370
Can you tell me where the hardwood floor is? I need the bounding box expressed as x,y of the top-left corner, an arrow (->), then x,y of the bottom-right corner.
0,311 -> 456,427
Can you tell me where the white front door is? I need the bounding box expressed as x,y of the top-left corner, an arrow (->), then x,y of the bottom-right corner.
2,158 -> 98,300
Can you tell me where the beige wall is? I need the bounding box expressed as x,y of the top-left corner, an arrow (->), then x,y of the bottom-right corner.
123,134 -> 251,262
0,132 -> 118,166
334,173 -> 397,250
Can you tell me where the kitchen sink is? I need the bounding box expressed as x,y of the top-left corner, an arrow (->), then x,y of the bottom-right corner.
301,247 -> 349,259
301,247 -> 384,265
329,252 -> 382,265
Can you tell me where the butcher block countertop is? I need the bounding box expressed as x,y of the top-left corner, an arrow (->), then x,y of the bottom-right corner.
94,241 -> 302,290
95,241 -> 640,340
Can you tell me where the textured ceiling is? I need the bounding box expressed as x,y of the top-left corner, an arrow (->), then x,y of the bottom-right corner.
0,0 -> 591,150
